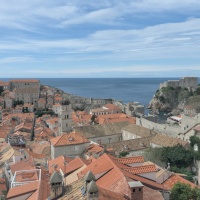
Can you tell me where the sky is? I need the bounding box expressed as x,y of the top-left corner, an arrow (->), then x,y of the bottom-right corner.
0,0 -> 200,78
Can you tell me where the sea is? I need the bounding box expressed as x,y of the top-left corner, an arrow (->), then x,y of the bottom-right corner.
1,78 -> 200,108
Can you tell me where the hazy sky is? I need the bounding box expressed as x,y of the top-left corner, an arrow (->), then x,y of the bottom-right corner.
0,0 -> 200,78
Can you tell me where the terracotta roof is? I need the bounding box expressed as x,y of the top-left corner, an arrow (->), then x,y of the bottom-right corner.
193,125 -> 200,132
163,174 -> 198,190
94,113 -> 136,124
143,186 -> 164,200
64,157 -> 90,175
114,156 -> 145,165
7,180 -> 49,200
86,144 -> 104,154
151,133 -> 188,147
26,149 -> 46,159
10,157 -> 35,174
59,178 -> 126,200
80,153 -> 166,198
30,141 -> 50,155
104,103 -> 122,110
123,165 -> 157,174
7,181 -> 38,199
15,171 -> 39,182
50,132 -> 89,147
103,136 -> 151,154
46,117 -> 59,125
48,155 -> 73,174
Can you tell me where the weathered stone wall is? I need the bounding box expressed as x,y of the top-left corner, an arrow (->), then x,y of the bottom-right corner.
160,77 -> 198,90
136,117 -> 181,138
51,142 -> 90,159
89,134 -> 121,145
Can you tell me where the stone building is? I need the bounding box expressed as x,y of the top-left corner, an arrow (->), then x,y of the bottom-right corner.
160,77 -> 198,90
50,132 -> 90,159
75,121 -> 130,145
15,87 -> 40,107
9,79 -> 40,91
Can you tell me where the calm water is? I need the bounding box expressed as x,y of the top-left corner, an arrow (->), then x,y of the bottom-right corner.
2,78 -> 200,107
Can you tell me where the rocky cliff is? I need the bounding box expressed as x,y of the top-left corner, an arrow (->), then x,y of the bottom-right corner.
148,86 -> 195,114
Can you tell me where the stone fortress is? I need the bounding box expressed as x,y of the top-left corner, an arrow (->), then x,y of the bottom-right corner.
159,77 -> 198,90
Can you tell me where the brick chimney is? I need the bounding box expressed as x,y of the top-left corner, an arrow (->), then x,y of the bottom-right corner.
128,181 -> 144,200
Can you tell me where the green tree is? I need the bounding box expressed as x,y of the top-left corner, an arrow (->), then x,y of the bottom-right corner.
161,145 -> 193,168
170,183 -> 193,200
119,151 -> 129,157
170,183 -> 200,200
14,100 -> 24,107
190,136 -> 200,148
196,87 -> 200,95
91,114 -> 97,124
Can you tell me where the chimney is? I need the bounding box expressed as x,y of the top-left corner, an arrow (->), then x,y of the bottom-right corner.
128,181 -> 144,200
84,170 -> 96,192
87,180 -> 99,200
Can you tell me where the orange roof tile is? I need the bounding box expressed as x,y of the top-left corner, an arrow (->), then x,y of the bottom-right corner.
50,132 -> 89,147
7,181 -> 38,199
114,156 -> 144,165
123,165 -> 157,174
10,157 -> 35,174
7,180 -> 49,200
86,144 -> 104,154
64,157 -> 90,175
104,103 -> 122,110
80,153 -> 166,196
163,174 -> 198,190
48,155 -> 73,174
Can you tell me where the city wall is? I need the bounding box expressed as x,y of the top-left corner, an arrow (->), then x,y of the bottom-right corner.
136,117 -> 181,138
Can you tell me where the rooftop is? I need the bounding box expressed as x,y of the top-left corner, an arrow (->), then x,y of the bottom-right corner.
75,121 -> 130,138
50,132 -> 89,147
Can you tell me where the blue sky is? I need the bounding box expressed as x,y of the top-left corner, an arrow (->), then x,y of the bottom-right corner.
0,0 -> 200,78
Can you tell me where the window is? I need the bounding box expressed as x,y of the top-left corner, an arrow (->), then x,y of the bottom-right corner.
75,146 -> 79,151
139,188 -> 142,192
133,189 -> 135,192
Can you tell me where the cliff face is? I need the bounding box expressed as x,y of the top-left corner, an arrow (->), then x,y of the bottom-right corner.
148,86 -> 192,114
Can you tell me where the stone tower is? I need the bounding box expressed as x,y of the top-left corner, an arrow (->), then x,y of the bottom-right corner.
58,105 -> 72,135
50,165 -> 63,199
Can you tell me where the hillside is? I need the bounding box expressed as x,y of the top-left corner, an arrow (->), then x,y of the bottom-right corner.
148,85 -> 200,114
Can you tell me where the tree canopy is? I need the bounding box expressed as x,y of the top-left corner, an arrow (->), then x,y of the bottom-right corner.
170,183 -> 200,200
